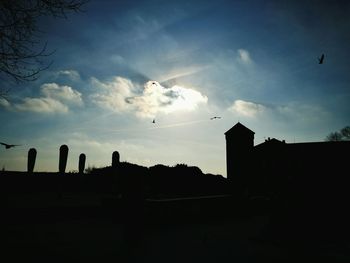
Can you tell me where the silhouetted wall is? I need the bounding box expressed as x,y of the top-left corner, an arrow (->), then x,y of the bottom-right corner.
225,122 -> 254,189
225,123 -> 350,210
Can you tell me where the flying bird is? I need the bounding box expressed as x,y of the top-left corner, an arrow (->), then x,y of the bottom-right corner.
0,142 -> 21,149
318,54 -> 324,64
210,116 -> 221,120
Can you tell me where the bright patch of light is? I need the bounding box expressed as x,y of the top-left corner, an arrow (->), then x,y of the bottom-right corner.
229,99 -> 265,117
164,85 -> 208,113
91,77 -> 208,118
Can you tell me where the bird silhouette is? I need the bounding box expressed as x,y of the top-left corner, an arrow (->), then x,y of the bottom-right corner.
318,54 -> 324,64
1,142 -> 21,149
210,116 -> 221,120
152,119 -> 156,123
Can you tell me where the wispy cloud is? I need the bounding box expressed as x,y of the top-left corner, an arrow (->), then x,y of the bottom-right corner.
1,83 -> 83,114
0,98 -> 10,108
90,76 -> 208,118
237,49 -> 253,64
273,102 -> 330,123
13,97 -> 69,113
110,54 -> 125,65
229,99 -> 266,117
56,70 -> 81,80
228,99 -> 330,123
157,65 -> 210,83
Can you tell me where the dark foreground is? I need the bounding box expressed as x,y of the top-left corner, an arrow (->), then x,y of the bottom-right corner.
2,196 -> 350,263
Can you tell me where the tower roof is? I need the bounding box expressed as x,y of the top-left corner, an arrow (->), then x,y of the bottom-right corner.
224,122 -> 255,136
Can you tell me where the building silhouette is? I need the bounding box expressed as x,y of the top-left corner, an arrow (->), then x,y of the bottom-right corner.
225,122 -> 350,200
225,122 -> 255,182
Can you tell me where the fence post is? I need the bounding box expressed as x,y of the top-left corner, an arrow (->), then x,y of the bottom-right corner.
59,144 -> 69,174
112,151 -> 120,169
79,153 -> 86,174
27,148 -> 37,173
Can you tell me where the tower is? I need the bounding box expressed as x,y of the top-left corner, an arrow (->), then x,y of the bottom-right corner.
225,122 -> 255,181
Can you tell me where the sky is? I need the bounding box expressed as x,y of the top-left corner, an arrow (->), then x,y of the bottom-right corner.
1,0 -> 350,176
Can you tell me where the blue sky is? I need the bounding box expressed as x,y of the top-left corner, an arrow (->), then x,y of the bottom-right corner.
1,0 -> 350,176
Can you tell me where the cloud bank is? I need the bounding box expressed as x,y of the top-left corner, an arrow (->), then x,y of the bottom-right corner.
1,83 -> 83,113
228,99 -> 330,123
91,77 -> 208,118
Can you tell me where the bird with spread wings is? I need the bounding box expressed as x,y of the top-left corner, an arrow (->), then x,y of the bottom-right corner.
0,142 -> 21,149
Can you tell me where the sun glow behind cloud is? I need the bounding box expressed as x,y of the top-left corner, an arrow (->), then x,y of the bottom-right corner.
91,77 -> 208,118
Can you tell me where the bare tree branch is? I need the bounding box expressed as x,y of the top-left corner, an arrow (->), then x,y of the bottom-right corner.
0,0 -> 88,84
325,127 -> 350,141
340,126 -> 350,140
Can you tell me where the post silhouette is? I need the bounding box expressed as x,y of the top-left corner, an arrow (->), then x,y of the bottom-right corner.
27,148 -> 37,173
59,144 -> 69,174
112,151 -> 120,169
79,153 -> 86,174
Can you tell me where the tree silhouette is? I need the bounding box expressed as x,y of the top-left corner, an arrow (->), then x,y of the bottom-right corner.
325,126 -> 350,141
0,0 -> 87,93
340,126 -> 350,139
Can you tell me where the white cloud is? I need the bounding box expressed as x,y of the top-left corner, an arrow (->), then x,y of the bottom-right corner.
237,49 -> 253,64
229,99 -> 266,117
160,84 -> 208,112
110,55 -> 125,64
56,70 -> 80,80
90,76 -> 135,113
91,77 -> 208,118
0,98 -> 10,108
13,97 -> 68,113
41,83 -> 83,105
5,83 -> 83,114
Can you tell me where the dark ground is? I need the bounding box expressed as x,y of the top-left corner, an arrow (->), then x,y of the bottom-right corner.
2,195 -> 350,263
